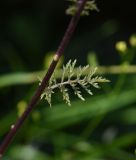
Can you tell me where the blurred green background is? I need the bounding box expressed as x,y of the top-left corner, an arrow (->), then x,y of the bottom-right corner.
0,0 -> 136,159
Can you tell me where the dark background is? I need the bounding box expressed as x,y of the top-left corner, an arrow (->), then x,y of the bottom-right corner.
0,0 -> 136,159
0,0 -> 136,73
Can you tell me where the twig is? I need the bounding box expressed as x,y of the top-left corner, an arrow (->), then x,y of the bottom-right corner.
0,0 -> 88,157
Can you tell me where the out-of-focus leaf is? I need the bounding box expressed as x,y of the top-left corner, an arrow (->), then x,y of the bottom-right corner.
1,66 -> 136,88
87,51 -> 99,67
119,107 -> 136,124
0,71 -> 43,88
42,89 -> 136,129
8,145 -> 50,160
0,70 -> 61,88
20,89 -> 136,140
110,133 -> 136,148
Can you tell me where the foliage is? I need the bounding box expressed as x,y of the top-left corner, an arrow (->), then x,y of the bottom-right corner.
40,60 -> 109,106
66,0 -> 99,16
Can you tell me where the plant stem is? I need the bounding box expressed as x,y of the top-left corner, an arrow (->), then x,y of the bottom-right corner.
0,0 -> 88,157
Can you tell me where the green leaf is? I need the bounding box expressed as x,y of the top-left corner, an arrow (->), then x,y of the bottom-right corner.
41,89 -> 136,129
40,60 -> 109,106
8,145 -> 50,160
66,0 -> 99,16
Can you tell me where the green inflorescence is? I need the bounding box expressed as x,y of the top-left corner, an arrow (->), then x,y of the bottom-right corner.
40,60 -> 109,107
66,0 -> 99,16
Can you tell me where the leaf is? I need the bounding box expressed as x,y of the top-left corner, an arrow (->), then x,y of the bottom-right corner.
41,60 -> 109,106
60,86 -> 71,106
66,0 -> 99,16
42,89 -> 136,129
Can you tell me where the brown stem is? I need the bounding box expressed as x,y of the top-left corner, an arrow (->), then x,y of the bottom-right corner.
0,0 -> 88,158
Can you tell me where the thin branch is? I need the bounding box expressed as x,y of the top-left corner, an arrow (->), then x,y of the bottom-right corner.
0,0 -> 88,157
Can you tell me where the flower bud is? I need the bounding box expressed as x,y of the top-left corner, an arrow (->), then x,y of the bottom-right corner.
115,41 -> 127,54
129,34 -> 136,47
